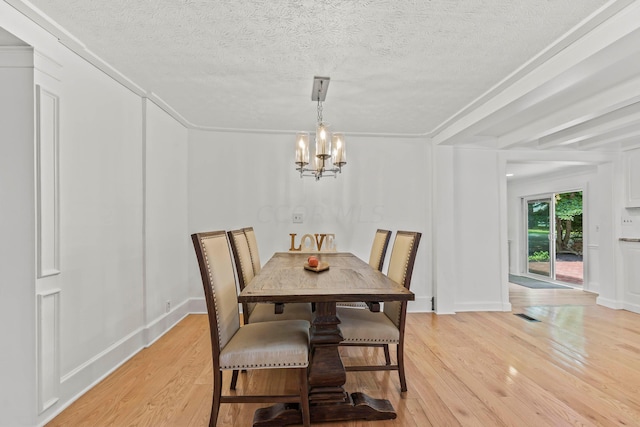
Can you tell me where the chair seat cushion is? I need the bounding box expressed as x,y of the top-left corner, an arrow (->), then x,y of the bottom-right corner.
337,307 -> 399,344
249,302 -> 313,323
219,320 -> 310,370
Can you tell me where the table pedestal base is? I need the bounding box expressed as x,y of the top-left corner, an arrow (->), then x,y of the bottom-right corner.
252,301 -> 397,426
252,392 -> 396,426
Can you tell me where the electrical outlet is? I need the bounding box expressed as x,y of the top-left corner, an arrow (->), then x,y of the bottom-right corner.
622,217 -> 634,226
293,213 -> 303,223
165,301 -> 171,313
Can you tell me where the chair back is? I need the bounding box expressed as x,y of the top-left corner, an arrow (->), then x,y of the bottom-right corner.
228,229 -> 257,319
384,231 -> 422,328
243,227 -> 261,275
192,231 -> 241,355
368,229 -> 392,271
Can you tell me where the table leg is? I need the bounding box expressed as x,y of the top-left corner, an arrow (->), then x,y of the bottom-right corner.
252,302 -> 396,426
308,301 -> 349,404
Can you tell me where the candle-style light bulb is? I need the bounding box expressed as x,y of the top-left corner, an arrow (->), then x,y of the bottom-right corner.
332,133 -> 346,167
295,132 -> 309,166
316,123 -> 331,159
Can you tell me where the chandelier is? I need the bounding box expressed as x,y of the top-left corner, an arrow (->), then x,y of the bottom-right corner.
294,76 -> 347,180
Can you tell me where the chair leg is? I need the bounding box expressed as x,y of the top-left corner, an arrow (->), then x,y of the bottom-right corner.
210,370 -> 222,427
230,369 -> 239,390
383,344 -> 391,365
299,368 -> 310,427
397,344 -> 407,392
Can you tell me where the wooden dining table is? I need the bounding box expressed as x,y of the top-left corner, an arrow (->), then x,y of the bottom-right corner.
238,252 -> 414,426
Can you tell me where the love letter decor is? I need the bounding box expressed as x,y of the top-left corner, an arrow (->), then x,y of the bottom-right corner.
289,233 -> 337,252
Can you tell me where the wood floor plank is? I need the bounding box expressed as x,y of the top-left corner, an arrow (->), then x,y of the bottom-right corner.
47,286 -> 640,427
470,307 -> 640,426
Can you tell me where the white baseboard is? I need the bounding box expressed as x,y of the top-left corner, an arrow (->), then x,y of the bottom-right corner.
623,302 -> 640,314
38,297 -> 207,427
596,296 -> 624,309
407,296 -> 433,313
144,298 -> 192,347
600,297 -> 640,314
39,326 -> 146,426
455,301 -> 512,312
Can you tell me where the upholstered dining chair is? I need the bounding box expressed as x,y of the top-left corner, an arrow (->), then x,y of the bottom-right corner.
337,229 -> 392,309
368,229 -> 392,271
337,230 -> 421,393
228,229 -> 313,324
192,230 -> 311,427
242,227 -> 261,275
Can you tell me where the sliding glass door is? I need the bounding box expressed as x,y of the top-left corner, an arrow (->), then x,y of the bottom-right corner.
554,191 -> 584,285
524,191 -> 584,286
526,198 -> 554,278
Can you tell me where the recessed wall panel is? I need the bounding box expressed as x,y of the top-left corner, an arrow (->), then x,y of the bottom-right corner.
37,289 -> 60,413
36,85 -> 60,277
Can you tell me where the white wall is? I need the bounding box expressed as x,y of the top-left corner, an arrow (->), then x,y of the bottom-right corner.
55,40 -> 145,382
432,145 -> 457,313
598,161 -> 621,307
620,147 -> 640,235
451,148 -> 508,311
0,45 -> 36,427
188,130 -> 433,311
144,100 -> 190,337
0,4 -> 190,425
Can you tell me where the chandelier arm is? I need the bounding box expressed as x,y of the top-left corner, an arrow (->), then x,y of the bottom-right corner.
298,167 -> 340,176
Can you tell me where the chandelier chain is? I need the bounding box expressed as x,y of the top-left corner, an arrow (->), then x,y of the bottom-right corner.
317,99 -> 323,124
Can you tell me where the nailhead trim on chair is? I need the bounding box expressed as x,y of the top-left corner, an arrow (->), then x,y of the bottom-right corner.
228,230 -> 261,322
342,338 -> 399,344
221,361 -> 309,370
238,254 -> 251,284
232,234 -> 253,285
388,236 -> 415,328
399,238 -> 414,286
373,246 -> 385,268
201,235 -> 226,348
243,227 -> 261,275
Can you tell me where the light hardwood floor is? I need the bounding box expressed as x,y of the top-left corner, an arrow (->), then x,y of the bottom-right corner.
47,286 -> 640,426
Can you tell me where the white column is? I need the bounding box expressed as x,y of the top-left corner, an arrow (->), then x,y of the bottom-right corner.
432,145 -> 456,314
0,46 -> 37,427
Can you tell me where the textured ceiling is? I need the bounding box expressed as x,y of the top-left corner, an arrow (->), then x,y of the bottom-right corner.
23,0 -> 610,135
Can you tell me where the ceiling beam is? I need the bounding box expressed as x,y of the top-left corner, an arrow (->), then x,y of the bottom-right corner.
433,1 -> 640,146
621,140 -> 640,151
497,75 -> 640,149
536,102 -> 640,149
578,125 -> 640,149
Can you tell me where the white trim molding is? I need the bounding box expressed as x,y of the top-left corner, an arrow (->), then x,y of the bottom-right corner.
407,296 -> 434,313
35,84 -> 60,278
586,243 -> 600,293
37,289 -> 60,414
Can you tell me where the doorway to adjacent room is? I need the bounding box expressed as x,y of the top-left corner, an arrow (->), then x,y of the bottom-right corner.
525,191 -> 584,286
